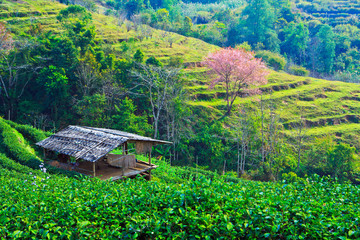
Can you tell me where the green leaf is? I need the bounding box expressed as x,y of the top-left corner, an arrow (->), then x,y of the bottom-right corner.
227,222 -> 234,231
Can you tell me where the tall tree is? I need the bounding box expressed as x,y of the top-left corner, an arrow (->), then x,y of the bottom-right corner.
281,22 -> 309,64
316,25 -> 336,74
241,0 -> 278,50
57,5 -> 95,55
131,64 -> 180,138
36,65 -> 69,122
203,48 -> 268,117
0,40 -> 37,120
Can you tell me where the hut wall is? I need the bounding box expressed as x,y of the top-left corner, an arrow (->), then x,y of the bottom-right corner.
106,154 -> 136,169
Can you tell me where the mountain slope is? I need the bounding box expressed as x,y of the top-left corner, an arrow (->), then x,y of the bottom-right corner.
2,0 -> 360,149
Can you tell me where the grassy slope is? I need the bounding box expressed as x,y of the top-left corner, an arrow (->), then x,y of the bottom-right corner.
186,69 -> 360,148
1,0 -> 218,63
2,0 -> 360,148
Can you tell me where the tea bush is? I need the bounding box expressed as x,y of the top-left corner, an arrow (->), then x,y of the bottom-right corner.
1,121 -> 360,239
1,167 -> 360,239
0,118 -> 78,177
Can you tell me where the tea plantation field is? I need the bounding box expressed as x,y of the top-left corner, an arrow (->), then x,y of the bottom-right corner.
0,118 -> 360,239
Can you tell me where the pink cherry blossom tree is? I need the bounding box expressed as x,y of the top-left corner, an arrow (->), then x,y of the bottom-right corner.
203,47 -> 268,117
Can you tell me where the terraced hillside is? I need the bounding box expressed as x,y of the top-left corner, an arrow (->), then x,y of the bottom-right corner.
0,0 -> 218,64
184,68 -> 360,148
295,0 -> 360,26
2,0 -> 360,149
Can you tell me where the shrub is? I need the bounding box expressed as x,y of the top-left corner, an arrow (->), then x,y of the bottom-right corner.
332,71 -> 360,83
0,153 -> 34,174
146,56 -> 163,67
255,50 -> 287,70
235,42 -> 251,52
5,120 -> 49,143
0,118 -> 78,177
1,167 -> 360,239
134,49 -> 144,63
168,56 -> 184,67
289,65 -> 310,76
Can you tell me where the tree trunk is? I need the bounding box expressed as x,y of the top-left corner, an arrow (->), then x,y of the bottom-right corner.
153,116 -> 158,139
260,96 -> 265,163
237,140 -> 240,178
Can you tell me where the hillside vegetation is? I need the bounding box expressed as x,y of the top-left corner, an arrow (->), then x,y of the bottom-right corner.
1,0 -> 360,238
0,0 -> 359,180
0,119 -> 360,239
0,0 -> 218,64
295,0 -> 360,26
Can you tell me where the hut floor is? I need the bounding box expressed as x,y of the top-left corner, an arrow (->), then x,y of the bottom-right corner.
49,159 -> 157,181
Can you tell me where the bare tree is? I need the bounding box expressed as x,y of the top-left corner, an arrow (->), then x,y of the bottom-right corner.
75,60 -> 99,97
258,93 -> 282,181
231,106 -> 258,178
131,64 -> 180,138
260,94 -> 266,163
116,10 -> 127,27
101,70 -> 125,116
124,20 -> 133,33
163,79 -> 191,163
267,100 -> 281,173
238,109 -> 249,177
291,103 -> 306,172
167,34 -> 176,48
0,39 -> 38,120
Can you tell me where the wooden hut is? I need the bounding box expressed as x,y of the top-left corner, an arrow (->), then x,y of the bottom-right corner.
36,126 -> 171,180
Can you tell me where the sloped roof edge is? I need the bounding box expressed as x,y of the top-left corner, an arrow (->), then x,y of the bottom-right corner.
36,126 -> 171,162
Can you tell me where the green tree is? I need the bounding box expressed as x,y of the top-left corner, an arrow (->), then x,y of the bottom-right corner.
36,66 -> 69,121
74,94 -> 109,127
57,6 -> 96,55
327,143 -> 356,180
181,16 -> 193,35
241,0 -> 278,50
134,49 -> 144,63
316,25 -> 335,74
281,22 -> 309,64
39,35 -> 79,80
125,0 -> 144,18
111,97 -> 151,136
146,56 -> 163,67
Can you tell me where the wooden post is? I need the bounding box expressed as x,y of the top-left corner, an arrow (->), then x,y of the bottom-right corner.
122,158 -> 124,176
148,148 -> 152,180
93,162 -> 96,177
43,149 -> 46,159
125,142 -> 128,155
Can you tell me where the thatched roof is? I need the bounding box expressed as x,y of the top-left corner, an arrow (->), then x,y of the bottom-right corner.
36,125 -> 171,162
